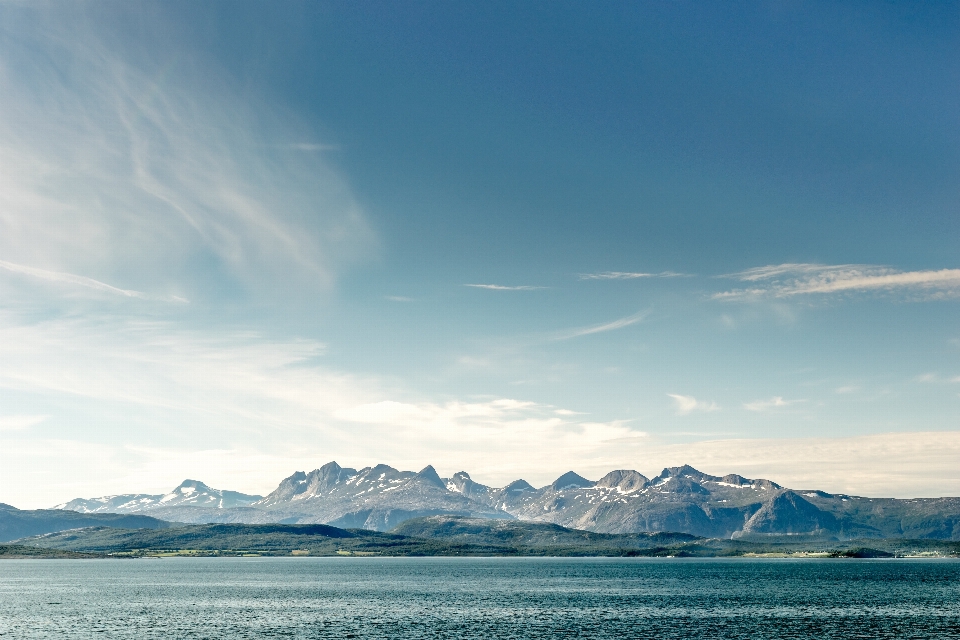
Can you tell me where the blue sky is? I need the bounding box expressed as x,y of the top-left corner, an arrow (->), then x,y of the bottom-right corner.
1,1 -> 958,507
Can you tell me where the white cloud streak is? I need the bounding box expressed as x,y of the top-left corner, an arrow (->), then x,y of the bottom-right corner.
0,259 -> 187,302
716,264 -> 960,300
742,396 -> 803,412
668,394 -> 720,415
552,310 -> 648,340
464,284 -> 545,291
579,271 -> 687,280
285,143 -> 340,152
915,373 -> 960,384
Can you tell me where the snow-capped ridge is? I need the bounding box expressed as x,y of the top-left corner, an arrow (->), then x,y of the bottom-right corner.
53,480 -> 261,514
48,462 -> 960,540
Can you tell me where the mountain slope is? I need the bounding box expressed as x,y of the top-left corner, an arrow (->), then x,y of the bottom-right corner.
0,503 -> 171,542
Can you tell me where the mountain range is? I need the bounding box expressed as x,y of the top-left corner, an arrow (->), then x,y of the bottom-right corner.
50,462 -> 960,540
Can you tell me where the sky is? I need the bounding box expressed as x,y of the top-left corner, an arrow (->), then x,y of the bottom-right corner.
1,1 -> 958,508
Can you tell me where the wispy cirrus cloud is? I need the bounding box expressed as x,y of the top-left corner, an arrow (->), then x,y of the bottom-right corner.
579,271 -> 688,280
552,310 -> 648,340
915,373 -> 960,384
0,259 -> 187,303
668,394 -> 720,416
743,396 -> 804,412
285,143 -> 340,152
715,264 -> 960,301
464,284 -> 545,291
0,5 -> 373,301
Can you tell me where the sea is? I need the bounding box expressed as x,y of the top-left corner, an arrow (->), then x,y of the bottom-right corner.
0,557 -> 958,639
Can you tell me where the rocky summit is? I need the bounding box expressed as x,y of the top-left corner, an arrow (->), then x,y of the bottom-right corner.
50,463 -> 960,539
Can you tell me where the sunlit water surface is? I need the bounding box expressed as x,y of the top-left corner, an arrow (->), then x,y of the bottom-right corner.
1,557 -> 958,639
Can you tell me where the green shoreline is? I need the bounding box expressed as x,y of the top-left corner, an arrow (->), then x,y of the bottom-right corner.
5,543 -> 958,561
0,544 -> 105,559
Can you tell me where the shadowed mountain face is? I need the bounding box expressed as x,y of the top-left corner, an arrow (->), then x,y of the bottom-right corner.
390,515 -> 700,550
46,463 -> 960,539
0,503 -> 171,543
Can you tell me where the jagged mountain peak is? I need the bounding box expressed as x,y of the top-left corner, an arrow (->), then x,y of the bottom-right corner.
445,471 -> 486,497
365,463 -> 401,476
414,465 -> 446,489
256,463 -> 358,506
502,479 -> 535,493
173,479 -> 212,492
159,480 -> 262,507
347,464 -> 414,488
754,478 -> 782,491
319,461 -> 341,471
312,462 -> 358,486
550,471 -> 594,491
654,464 -> 714,483
650,466 -> 782,491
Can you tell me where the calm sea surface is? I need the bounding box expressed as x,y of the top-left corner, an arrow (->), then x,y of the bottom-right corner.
0,557 -> 958,639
